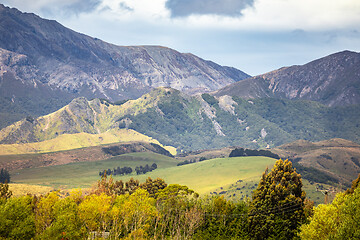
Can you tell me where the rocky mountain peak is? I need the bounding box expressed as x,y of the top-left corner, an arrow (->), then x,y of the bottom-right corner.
216,50 -> 360,106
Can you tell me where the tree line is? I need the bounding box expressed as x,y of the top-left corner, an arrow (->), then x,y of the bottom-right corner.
99,163 -> 158,177
229,147 -> 280,159
177,157 -> 207,166
1,160 -> 359,239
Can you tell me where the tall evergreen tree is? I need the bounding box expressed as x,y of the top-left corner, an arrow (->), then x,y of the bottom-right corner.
249,159 -> 306,239
0,168 -> 10,183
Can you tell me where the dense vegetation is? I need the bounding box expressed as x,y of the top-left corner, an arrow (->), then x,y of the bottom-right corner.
229,147 -> 280,159
99,163 -> 158,177
1,159 -> 360,239
300,174 -> 360,239
118,92 -> 360,151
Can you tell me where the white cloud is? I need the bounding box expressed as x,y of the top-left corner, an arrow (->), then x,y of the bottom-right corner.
4,0 -> 360,31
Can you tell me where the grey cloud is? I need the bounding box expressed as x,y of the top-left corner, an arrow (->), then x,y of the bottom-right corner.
119,2 -> 134,12
165,0 -> 254,17
39,0 -> 101,17
64,0 -> 101,14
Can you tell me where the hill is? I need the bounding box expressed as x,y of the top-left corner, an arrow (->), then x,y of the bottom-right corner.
1,88 -> 360,151
9,154 -> 327,204
0,4 -> 249,129
215,51 -> 360,107
0,140 -> 175,171
272,138 -> 360,187
9,154 -> 274,192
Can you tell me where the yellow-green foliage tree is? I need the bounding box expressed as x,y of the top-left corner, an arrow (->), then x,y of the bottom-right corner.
300,175 -> 360,239
0,195 -> 36,239
35,191 -> 60,235
113,188 -> 158,239
194,196 -> 249,240
78,193 -> 112,234
0,182 -> 12,202
249,159 -> 306,239
155,184 -> 200,239
35,190 -> 86,240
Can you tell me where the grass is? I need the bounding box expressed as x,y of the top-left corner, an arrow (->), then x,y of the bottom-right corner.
0,129 -> 177,156
9,183 -> 54,197
10,152 -> 179,189
8,154 -> 334,204
10,155 -> 275,194
140,156 -> 276,194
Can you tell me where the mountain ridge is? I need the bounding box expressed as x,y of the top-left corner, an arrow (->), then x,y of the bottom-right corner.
215,50 -> 360,106
2,88 -> 360,152
0,3 -> 249,129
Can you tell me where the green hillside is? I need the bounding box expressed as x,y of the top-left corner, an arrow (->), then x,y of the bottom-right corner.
120,92 -> 360,150
1,87 -> 360,153
10,154 -> 273,190
10,152 -> 178,188
9,153 -> 327,203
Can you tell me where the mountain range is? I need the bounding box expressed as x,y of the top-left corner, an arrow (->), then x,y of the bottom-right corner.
0,3 -> 249,129
0,4 -> 359,151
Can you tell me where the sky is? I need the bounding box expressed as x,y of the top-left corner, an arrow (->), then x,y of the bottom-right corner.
2,0 -> 360,75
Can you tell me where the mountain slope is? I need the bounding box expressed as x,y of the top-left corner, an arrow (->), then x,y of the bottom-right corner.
215,51 -> 360,106
1,88 -> 360,152
272,138 -> 360,187
0,4 -> 249,128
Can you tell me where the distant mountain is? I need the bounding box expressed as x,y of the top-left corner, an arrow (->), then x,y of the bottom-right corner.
273,138 -> 360,187
215,51 -> 360,106
1,87 -> 360,151
0,4 -> 249,129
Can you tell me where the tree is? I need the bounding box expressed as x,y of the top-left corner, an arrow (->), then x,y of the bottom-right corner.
345,173 -> 360,194
300,176 -> 360,240
155,184 -> 199,239
194,196 -> 249,239
0,182 -> 12,201
0,168 -> 10,183
0,195 -> 36,239
36,195 -> 86,240
113,188 -> 158,238
139,177 -> 167,198
78,193 -> 112,235
249,159 -> 306,239
35,191 -> 60,234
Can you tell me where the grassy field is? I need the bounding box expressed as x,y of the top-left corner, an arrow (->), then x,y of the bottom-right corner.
9,154 -> 331,204
10,152 -> 178,189
10,154 -> 275,193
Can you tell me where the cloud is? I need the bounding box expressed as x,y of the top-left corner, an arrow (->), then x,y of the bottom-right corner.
165,0 -> 254,17
2,0 -> 101,17
118,2 -> 133,12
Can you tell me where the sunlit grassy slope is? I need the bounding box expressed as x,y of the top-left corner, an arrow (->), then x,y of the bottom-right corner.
10,154 -> 327,204
0,129 -> 176,156
10,154 -> 275,193
10,152 -> 179,189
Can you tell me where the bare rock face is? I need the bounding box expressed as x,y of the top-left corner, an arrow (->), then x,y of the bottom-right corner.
216,51 -> 360,107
